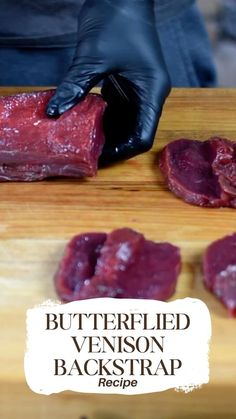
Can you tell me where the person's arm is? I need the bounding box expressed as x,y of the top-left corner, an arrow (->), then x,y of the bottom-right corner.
46,0 -> 171,165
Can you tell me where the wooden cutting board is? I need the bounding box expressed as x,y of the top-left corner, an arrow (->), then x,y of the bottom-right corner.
1,87 -> 236,419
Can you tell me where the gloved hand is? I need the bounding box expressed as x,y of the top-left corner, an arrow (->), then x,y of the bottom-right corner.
46,0 -> 171,165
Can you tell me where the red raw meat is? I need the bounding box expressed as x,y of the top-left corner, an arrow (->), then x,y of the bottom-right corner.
159,137 -> 236,208
55,233 -> 107,302
54,228 -> 181,302
211,138 -> 236,196
203,233 -> 236,317
0,90 -> 106,181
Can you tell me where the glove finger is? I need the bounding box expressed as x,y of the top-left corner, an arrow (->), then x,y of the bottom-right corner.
101,75 -> 135,146
46,62 -> 104,117
127,70 -> 171,148
100,72 -> 170,164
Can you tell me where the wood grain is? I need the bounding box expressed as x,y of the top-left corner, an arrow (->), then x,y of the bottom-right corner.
1,87 -> 236,418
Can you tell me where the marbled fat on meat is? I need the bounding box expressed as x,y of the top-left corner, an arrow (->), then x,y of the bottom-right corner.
0,90 -> 106,181
54,228 -> 181,302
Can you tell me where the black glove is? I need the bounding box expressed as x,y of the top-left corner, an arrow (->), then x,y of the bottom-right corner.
46,0 -> 171,165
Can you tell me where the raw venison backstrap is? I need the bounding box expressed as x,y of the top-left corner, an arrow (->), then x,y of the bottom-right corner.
0,90 -> 106,181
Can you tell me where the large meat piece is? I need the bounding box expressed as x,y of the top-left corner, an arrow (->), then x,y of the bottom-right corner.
203,233 -> 236,317
159,137 -> 236,208
55,228 -> 181,302
0,90 -> 106,181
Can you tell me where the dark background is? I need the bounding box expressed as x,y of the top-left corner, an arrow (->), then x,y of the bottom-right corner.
198,0 -> 236,86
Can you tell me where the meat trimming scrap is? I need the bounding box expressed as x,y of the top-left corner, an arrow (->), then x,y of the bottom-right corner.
0,90 -> 106,181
